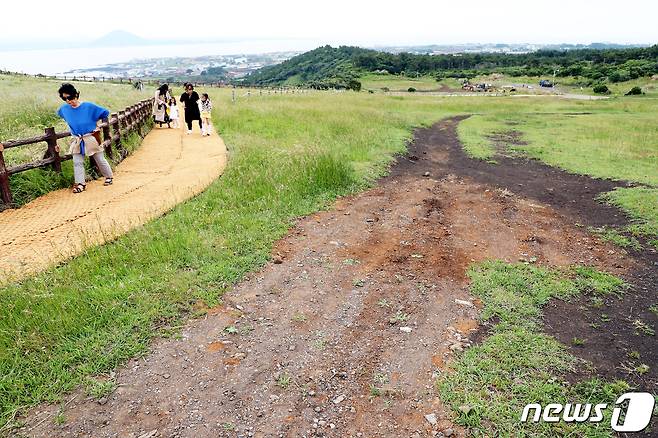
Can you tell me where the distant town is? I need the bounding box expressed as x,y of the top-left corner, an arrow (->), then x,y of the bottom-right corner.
63,52 -> 301,81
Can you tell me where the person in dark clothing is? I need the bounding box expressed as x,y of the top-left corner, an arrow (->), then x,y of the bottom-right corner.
179,84 -> 202,134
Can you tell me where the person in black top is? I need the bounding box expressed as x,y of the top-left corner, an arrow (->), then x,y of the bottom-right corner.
179,84 -> 202,134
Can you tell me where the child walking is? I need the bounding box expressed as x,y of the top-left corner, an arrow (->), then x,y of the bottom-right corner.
169,97 -> 180,129
198,93 -> 213,136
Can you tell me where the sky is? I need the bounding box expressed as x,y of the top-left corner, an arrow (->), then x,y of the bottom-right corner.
2,0 -> 657,46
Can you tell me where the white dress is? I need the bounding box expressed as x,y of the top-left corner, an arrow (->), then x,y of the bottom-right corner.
169,105 -> 179,120
152,90 -> 170,122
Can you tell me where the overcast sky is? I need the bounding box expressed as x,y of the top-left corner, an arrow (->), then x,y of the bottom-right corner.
2,0 -> 656,46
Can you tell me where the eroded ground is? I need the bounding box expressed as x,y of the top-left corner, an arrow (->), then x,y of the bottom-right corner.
19,118 -> 656,438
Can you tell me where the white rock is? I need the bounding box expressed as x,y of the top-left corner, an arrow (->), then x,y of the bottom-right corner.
455,299 -> 474,307
425,413 -> 438,426
449,343 -> 463,352
399,327 -> 413,333
333,394 -> 346,404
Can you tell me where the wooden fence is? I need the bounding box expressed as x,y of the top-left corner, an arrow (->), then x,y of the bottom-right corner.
0,98 -> 154,207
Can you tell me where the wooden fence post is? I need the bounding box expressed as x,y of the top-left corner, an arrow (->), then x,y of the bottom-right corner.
133,105 -> 139,131
0,145 -> 12,205
44,127 -> 62,172
134,105 -> 143,136
112,111 -> 125,159
101,117 -> 113,159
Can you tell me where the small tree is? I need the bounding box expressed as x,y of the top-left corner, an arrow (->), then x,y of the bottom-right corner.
347,79 -> 362,92
408,87 -> 416,92
593,84 -> 610,94
625,86 -> 643,95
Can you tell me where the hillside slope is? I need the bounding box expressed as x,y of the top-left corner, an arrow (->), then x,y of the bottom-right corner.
241,44 -> 658,89
240,45 -> 371,89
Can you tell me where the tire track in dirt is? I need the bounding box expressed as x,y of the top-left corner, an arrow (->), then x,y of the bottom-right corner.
19,117 -> 654,438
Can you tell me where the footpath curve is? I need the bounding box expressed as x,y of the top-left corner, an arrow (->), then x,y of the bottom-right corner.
0,122 -> 228,283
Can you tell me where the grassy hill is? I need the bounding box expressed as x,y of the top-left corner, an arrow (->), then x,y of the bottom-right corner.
239,45 -> 369,89
241,44 -> 658,91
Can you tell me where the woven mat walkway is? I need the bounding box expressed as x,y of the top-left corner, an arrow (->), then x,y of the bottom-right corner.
0,123 -> 228,283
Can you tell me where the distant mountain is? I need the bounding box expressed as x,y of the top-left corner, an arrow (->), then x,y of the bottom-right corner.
90,30 -> 149,48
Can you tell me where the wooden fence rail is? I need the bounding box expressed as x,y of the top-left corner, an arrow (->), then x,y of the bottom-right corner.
0,98 -> 154,207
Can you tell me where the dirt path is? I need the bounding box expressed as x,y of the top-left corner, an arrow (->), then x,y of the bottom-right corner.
0,123 -> 227,283
19,118 -> 656,438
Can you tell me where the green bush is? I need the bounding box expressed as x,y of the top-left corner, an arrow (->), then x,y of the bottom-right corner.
625,86 -> 643,95
407,87 -> 416,92
593,83 -> 610,94
347,79 -> 362,92
609,69 -> 631,83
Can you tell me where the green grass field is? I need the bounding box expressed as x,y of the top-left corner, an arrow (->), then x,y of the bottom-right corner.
454,96 -> 658,247
440,261 -> 629,437
1,76 -> 656,431
360,72 -> 658,97
360,73 -> 462,91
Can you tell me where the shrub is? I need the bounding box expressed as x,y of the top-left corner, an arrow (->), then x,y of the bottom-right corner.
381,87 -> 390,93
625,86 -> 643,96
609,69 -> 631,83
593,84 -> 610,94
347,79 -> 362,92
407,87 -> 416,92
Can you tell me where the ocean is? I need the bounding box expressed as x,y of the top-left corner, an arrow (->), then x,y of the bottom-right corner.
0,39 -> 320,75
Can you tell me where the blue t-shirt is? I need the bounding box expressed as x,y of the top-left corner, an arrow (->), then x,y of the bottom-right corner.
57,102 -> 110,135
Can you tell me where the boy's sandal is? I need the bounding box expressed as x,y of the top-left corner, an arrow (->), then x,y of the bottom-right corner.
72,183 -> 86,193
104,178 -> 113,186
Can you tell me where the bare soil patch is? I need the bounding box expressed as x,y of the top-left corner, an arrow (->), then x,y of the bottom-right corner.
397,117 -> 657,390
19,117 -> 656,437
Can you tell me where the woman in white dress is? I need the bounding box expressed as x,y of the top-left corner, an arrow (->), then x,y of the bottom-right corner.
152,84 -> 171,127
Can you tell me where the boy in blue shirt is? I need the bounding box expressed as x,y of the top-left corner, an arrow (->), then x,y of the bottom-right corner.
56,83 -> 114,193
